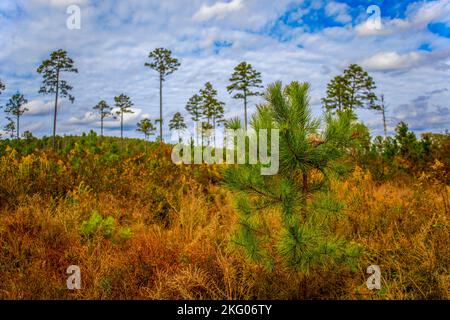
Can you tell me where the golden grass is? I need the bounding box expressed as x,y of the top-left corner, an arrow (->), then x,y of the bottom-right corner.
0,146 -> 448,300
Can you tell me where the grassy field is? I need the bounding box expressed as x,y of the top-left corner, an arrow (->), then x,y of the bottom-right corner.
0,133 -> 448,300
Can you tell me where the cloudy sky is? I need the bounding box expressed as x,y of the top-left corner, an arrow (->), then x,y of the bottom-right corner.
0,0 -> 449,141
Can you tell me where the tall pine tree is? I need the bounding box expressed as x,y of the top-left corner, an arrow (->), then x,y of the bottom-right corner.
92,100 -> 112,137
145,48 -> 180,141
37,49 -> 78,148
185,93 -> 203,145
114,94 -> 134,139
227,61 -> 263,130
169,112 -> 187,142
137,118 -> 156,152
3,92 -> 28,139
200,82 -> 225,147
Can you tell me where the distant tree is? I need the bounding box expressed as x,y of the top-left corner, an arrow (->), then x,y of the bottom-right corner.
0,79 -> 5,95
114,94 -> 134,139
3,92 -> 28,139
379,94 -> 388,138
185,93 -> 203,145
322,75 -> 349,112
22,130 -> 35,140
145,48 -> 180,141
395,121 -> 419,159
37,49 -> 78,148
200,82 -> 225,146
322,64 -> 378,113
92,100 -> 112,137
137,118 -> 156,152
4,117 -> 15,138
169,112 -> 187,142
227,61 -> 263,130
201,121 -> 213,147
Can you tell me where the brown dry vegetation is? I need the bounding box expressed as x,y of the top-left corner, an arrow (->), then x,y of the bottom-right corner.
0,141 -> 448,300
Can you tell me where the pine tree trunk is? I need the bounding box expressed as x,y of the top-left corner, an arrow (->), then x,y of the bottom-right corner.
196,121 -> 199,146
53,69 -> 60,149
121,111 -> 123,139
213,118 -> 216,148
244,91 -> 247,131
159,75 -> 163,142
16,115 -> 20,140
100,116 -> 104,137
381,96 -> 387,138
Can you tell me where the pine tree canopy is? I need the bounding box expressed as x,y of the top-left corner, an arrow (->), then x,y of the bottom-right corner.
200,82 -> 225,127
169,112 -> 187,131
227,61 -> 263,130
114,94 -> 134,114
145,47 -> 180,81
322,64 -> 379,112
4,92 -> 28,118
93,100 -> 112,119
137,118 -> 156,139
227,61 -> 263,99
37,49 -> 78,103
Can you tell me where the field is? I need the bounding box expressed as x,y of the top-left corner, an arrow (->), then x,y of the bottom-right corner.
0,131 -> 448,300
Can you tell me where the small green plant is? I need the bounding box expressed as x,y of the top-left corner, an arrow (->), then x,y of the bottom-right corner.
80,211 -> 132,242
80,211 -> 103,239
118,227 -> 132,241
81,211 -> 116,239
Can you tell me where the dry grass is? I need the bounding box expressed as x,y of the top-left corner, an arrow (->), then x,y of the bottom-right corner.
0,146 -> 448,300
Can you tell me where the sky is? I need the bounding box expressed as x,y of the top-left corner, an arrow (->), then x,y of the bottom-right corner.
0,0 -> 449,142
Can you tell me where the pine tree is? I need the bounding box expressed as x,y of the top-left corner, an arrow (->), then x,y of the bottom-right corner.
4,117 -> 15,138
3,92 -> 28,139
185,93 -> 203,145
200,82 -> 225,146
224,81 -> 360,273
137,118 -> 156,152
114,94 -> 134,139
322,64 -> 378,112
37,49 -> 78,148
227,61 -> 263,130
169,112 -> 187,142
92,100 -> 112,137
322,76 -> 349,112
145,48 -> 180,141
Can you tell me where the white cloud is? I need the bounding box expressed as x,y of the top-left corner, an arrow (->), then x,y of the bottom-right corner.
361,51 -> 423,71
356,0 -> 450,36
32,0 -> 88,7
1,0 -> 449,139
193,0 -> 243,21
325,1 -> 351,24
24,100 -> 56,116
361,51 -> 450,71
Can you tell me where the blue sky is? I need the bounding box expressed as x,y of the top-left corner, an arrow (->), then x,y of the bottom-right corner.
0,0 -> 449,141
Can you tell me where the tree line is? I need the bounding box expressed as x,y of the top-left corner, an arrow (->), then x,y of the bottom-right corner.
0,47 -> 388,148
